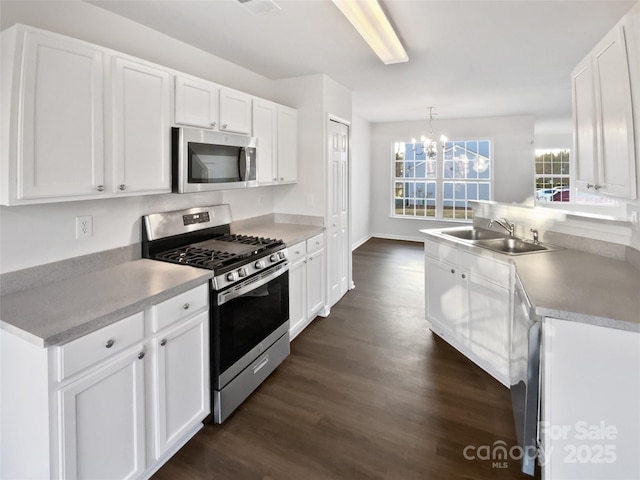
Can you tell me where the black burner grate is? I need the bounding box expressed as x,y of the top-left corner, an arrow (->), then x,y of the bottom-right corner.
155,246 -> 236,270
215,234 -> 281,247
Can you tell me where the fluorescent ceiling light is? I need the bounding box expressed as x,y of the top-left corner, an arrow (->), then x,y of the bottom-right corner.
332,0 -> 408,65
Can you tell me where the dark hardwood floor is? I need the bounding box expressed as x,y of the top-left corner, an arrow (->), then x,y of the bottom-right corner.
153,238 -> 537,479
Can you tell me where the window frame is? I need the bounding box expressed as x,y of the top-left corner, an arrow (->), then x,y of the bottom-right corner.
391,137 -> 493,222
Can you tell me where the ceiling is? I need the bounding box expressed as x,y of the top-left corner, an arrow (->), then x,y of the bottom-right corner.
88,0 -> 635,125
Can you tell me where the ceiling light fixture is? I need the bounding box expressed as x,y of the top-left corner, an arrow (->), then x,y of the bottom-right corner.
331,0 -> 408,65
412,107 -> 448,159
237,0 -> 281,16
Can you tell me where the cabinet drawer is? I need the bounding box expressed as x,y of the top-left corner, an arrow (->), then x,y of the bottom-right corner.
153,283 -> 209,333
424,239 -> 459,264
461,251 -> 512,288
288,241 -> 306,263
58,311 -> 144,381
306,233 -> 324,254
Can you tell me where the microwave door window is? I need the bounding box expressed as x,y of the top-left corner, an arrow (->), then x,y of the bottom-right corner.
188,142 -> 242,183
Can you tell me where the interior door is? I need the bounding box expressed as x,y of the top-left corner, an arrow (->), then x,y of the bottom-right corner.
328,119 -> 350,307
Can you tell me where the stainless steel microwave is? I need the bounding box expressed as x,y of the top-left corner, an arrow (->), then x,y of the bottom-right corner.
172,127 -> 257,193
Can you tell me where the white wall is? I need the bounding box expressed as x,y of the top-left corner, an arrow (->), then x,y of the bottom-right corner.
0,0 -> 281,273
370,115 -> 535,241
350,115 -> 371,249
272,74 -> 352,221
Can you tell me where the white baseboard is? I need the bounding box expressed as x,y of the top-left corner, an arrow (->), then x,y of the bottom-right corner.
351,235 -> 372,251
370,233 -> 425,243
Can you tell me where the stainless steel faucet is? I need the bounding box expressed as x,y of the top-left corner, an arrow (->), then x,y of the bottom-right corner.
489,218 -> 515,237
530,228 -> 539,244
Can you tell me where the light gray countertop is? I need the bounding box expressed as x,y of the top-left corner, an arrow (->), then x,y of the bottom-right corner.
0,260 -> 212,347
0,220 -> 323,348
421,227 -> 640,333
231,221 -> 324,246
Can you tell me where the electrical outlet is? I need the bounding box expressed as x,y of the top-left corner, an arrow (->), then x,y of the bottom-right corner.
76,216 -> 92,239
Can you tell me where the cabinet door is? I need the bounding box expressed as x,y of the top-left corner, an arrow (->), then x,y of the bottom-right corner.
306,248 -> 325,318
111,57 -> 171,194
152,311 -> 209,460
467,276 -> 511,383
572,55 -> 598,192
19,30 -> 105,199
288,257 -> 307,340
277,106 -> 298,183
58,347 -> 146,480
253,99 -> 278,185
593,25 -> 637,199
219,88 -> 252,134
542,319 -> 640,479
425,256 -> 467,344
174,75 -> 218,129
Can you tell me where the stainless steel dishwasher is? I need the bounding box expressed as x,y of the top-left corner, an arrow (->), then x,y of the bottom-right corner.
510,276 -> 541,476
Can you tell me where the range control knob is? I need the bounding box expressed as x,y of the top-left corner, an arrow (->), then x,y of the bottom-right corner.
226,272 -> 237,282
238,268 -> 248,278
277,251 -> 286,260
254,260 -> 265,269
269,254 -> 278,262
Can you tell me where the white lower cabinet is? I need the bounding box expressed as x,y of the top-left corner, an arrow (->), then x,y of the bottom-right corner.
541,318 -> 640,480
148,303 -> 209,462
289,233 -> 326,341
0,284 -> 210,480
424,238 -> 513,386
59,344 -> 147,480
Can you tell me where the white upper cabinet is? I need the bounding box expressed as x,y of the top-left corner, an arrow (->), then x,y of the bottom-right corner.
2,28 -> 106,203
1,24 -> 299,204
252,100 -> 298,185
110,57 -> 171,194
572,16 -> 637,199
253,98 -> 278,184
174,75 -> 219,129
277,105 -> 298,184
219,88 -> 252,135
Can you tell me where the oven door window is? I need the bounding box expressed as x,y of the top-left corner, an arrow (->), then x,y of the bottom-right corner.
214,271 -> 289,375
188,142 -> 244,183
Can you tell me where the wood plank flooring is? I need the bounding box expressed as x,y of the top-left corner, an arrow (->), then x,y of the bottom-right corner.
153,238 -> 538,479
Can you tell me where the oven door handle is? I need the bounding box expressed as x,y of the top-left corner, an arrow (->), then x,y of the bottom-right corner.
217,262 -> 289,306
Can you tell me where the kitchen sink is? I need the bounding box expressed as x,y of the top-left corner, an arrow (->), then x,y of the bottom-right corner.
475,237 -> 558,255
441,228 -> 507,241
437,227 -> 561,255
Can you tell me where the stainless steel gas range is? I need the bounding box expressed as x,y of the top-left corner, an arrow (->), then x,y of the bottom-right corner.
142,204 -> 290,423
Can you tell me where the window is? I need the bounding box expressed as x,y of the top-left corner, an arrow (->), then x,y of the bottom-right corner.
534,149 -> 615,205
393,139 -> 492,220
534,149 -> 570,203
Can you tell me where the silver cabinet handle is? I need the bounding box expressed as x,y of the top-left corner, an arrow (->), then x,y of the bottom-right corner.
586,183 -> 601,190
273,177 -> 277,181
97,185 -> 105,192
160,339 -> 167,347
119,184 -> 126,191
105,339 -> 115,349
461,274 -> 466,279
222,123 -> 228,129
183,303 -> 190,310
280,177 -> 284,181
138,351 -> 145,360
450,268 -> 455,274
211,121 -> 217,128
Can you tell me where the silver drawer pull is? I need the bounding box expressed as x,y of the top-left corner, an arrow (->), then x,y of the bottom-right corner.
138,351 -> 145,360
183,303 -> 190,310
253,355 -> 269,375
105,339 -> 115,349
160,339 -> 167,347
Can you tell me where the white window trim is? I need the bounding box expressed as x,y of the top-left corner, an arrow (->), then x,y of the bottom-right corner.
391,138 -> 493,222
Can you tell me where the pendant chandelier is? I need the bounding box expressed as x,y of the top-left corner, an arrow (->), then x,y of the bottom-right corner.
412,107 -> 448,159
